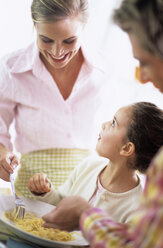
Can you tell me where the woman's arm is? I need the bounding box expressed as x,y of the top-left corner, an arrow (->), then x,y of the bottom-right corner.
80,208 -> 130,248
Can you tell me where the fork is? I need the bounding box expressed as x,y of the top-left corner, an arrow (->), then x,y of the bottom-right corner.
9,173 -> 25,219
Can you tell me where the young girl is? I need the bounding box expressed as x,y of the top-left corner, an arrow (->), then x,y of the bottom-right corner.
28,102 -> 163,223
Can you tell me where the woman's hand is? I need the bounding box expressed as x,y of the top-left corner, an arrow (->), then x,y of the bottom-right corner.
28,173 -> 51,194
0,144 -> 19,181
42,196 -> 92,231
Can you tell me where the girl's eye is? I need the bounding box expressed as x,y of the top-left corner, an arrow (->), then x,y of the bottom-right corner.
111,119 -> 115,127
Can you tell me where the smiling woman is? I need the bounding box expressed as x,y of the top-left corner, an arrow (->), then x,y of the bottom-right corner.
35,18 -> 85,96
0,0 -> 111,197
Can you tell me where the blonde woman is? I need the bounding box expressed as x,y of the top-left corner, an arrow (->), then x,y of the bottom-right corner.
0,0 -> 107,197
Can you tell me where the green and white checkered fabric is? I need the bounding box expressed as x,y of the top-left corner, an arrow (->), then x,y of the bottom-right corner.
15,148 -> 91,199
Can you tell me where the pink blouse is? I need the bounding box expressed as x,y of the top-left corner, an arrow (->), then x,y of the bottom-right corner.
0,43 -> 107,153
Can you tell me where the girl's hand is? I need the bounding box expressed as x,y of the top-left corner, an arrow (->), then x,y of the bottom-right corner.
0,144 -> 19,181
28,173 -> 51,194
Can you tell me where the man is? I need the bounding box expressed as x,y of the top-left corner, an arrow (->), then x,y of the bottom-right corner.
43,0 -> 163,247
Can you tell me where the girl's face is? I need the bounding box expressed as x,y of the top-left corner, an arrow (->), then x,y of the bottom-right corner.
129,34 -> 163,93
35,16 -> 85,70
96,106 -> 132,160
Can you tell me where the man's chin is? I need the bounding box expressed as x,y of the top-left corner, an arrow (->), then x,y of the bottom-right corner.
152,82 -> 163,93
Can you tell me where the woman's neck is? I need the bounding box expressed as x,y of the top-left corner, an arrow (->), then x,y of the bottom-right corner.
100,162 -> 139,193
41,49 -> 84,100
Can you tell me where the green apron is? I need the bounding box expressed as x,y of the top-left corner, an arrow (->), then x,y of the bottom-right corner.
15,148 -> 91,198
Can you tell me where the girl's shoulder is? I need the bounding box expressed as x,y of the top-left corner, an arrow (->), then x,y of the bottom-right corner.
75,155 -> 109,175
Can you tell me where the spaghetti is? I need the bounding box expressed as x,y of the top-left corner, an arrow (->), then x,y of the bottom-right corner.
4,210 -> 74,242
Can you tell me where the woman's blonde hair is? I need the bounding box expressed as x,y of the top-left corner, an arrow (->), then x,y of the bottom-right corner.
113,0 -> 163,59
31,0 -> 89,24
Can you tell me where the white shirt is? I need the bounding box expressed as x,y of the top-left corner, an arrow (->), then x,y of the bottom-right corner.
34,156 -> 143,223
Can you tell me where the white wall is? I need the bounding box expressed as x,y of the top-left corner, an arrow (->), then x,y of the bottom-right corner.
0,0 -> 33,57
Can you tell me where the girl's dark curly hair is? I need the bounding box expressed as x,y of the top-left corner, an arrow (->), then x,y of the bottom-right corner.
127,102 -> 163,173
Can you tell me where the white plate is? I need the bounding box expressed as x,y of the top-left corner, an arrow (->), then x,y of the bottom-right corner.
0,195 -> 89,247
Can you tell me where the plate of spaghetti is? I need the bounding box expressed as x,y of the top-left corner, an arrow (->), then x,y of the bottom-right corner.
0,195 -> 89,247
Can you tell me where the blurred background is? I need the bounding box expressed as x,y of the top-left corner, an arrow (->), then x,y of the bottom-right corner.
0,0 -> 162,189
